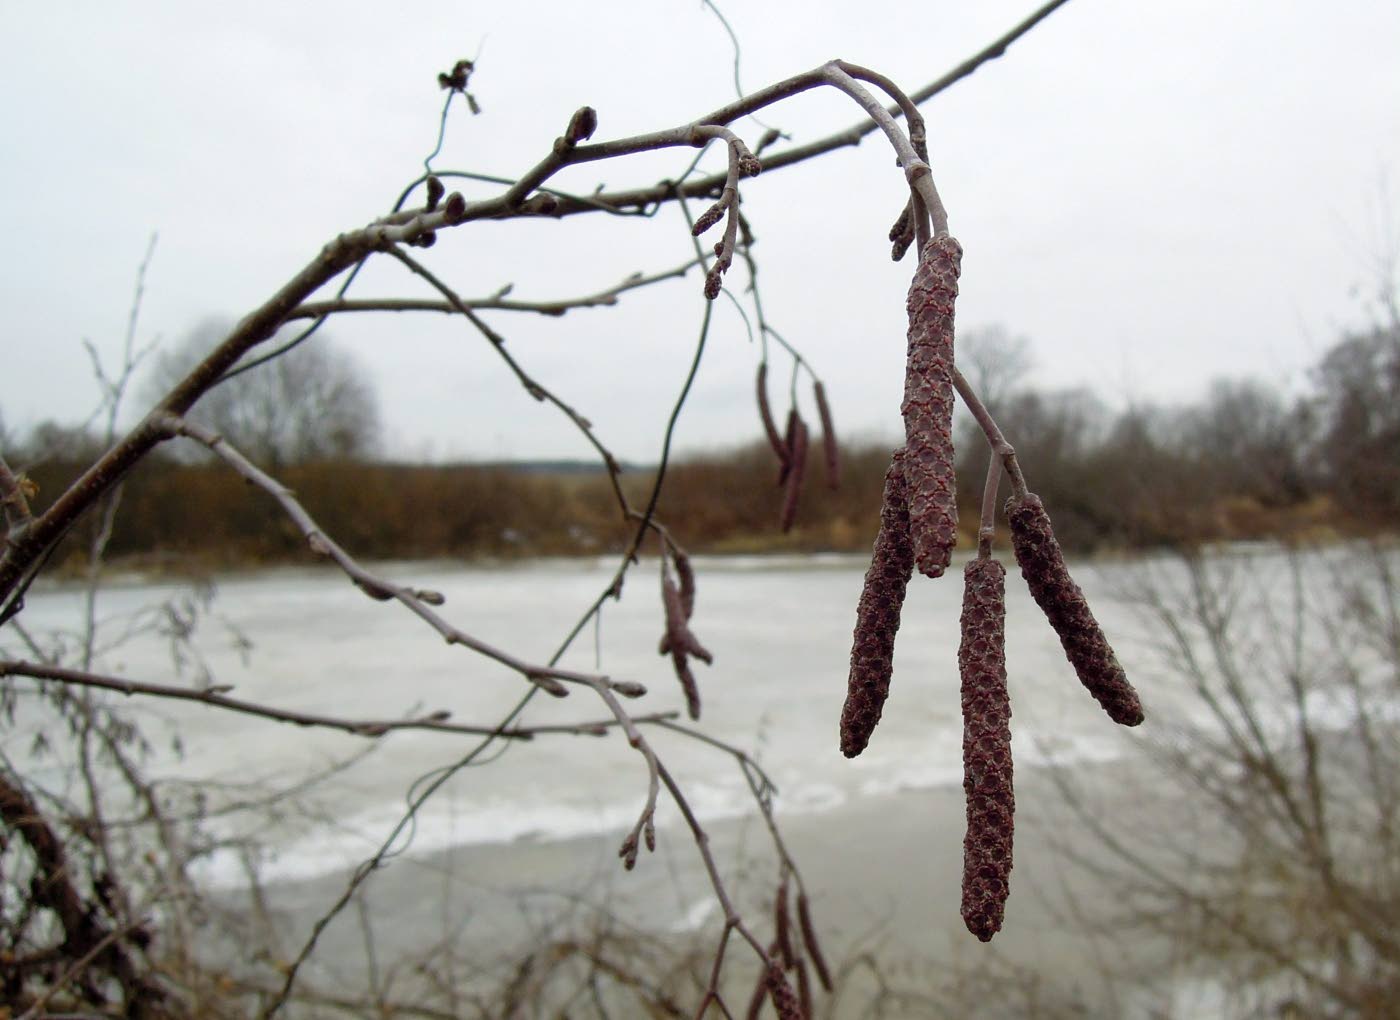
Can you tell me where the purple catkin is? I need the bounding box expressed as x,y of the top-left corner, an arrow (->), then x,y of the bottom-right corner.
959,557 -> 1014,942
765,961 -> 803,1020
692,200 -> 726,236
674,548 -> 696,619
661,574 -> 712,720
840,448 -> 916,757
797,892 -> 833,992
813,380 -> 840,490
779,414 -> 809,534
757,363 -> 790,470
777,408 -> 798,486
794,958 -> 813,1020
1006,493 -> 1144,727
888,201 -> 916,262
775,880 -> 795,968
900,235 -> 963,578
670,655 -> 702,721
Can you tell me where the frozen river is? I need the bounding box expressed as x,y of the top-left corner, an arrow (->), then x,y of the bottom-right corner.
7,545 -> 1387,889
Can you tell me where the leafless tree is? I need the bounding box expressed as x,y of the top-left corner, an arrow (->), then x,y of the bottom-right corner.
145,320 -> 380,469
1037,545 -> 1400,1018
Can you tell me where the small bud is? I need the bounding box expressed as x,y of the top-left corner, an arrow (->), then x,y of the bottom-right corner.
691,202 -> 725,236
612,679 -> 647,699
443,192 -> 467,223
888,203 -> 913,243
619,832 -> 639,870
438,59 -> 473,92
888,201 -> 916,262
564,105 -> 598,145
529,673 -> 570,698
738,154 -> 762,177
425,176 -> 445,210
523,193 -> 558,215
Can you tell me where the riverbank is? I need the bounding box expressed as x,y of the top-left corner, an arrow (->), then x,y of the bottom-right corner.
211,754 -> 1188,1017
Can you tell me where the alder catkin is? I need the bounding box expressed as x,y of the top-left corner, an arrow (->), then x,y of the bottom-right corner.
959,557 -> 1014,942
765,961 -> 803,1020
813,380 -> 840,490
775,880 -> 795,968
673,548 -> 696,620
779,413 -> 809,534
795,959 -> 813,1020
777,408 -> 798,486
661,573 -> 712,721
756,363 -> 789,469
1006,492 -> 1144,727
840,448 -> 915,757
797,892 -> 833,992
900,235 -> 963,578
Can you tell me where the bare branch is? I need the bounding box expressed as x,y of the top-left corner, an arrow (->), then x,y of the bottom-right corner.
0,659 -> 674,741
159,414 -> 644,701
284,256 -> 706,321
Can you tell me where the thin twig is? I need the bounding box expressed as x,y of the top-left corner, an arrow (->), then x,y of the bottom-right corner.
159,415 -> 643,701
0,659 -> 675,741
284,256 -> 705,321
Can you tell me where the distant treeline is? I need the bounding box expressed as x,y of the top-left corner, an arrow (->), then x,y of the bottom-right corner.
11,317 -> 1397,568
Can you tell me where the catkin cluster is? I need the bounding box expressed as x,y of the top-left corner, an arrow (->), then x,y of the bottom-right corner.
838,231 -> 1145,947
754,364 -> 840,534
658,557 -> 711,721
958,557 -> 1013,941
1006,493 -> 1143,727
840,449 -> 915,758
901,235 -> 963,578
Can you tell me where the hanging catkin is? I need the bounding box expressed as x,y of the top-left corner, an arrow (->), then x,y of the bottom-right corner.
779,413 -> 809,533
756,363 -> 789,471
777,408 -> 798,486
900,234 -> 963,578
763,961 -> 803,1020
813,380 -> 840,490
1006,492 -> 1143,727
958,557 -> 1013,942
673,547 -> 697,619
797,892 -> 833,992
659,573 -> 712,720
840,448 -> 915,757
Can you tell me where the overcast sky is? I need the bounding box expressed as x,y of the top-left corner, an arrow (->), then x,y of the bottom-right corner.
2,1 -> 1398,465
